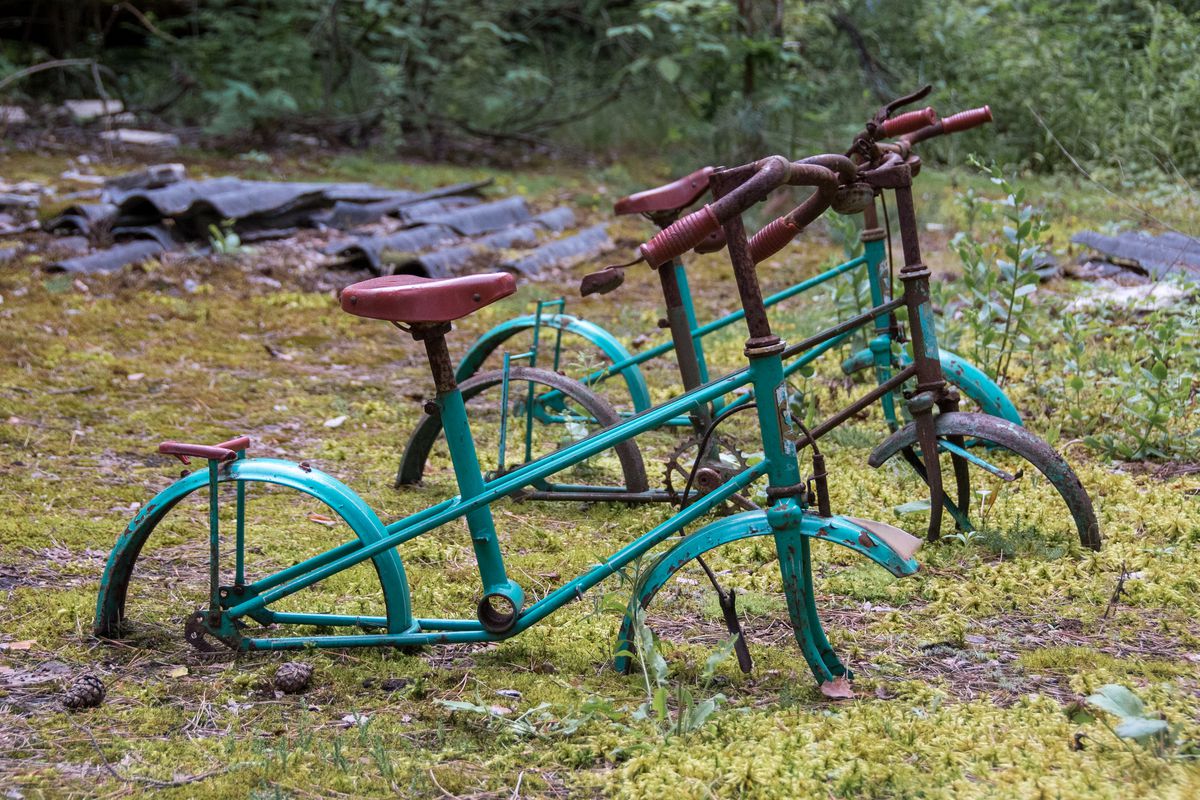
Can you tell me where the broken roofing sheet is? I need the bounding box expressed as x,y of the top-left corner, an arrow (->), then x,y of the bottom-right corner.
40,164 -> 613,277
323,198 -> 595,277
1071,230 -> 1200,282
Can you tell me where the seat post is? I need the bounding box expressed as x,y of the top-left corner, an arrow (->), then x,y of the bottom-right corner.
657,261 -> 712,432
410,323 -> 524,633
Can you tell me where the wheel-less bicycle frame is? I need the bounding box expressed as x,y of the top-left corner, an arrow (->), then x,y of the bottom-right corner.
96,96 -> 1098,692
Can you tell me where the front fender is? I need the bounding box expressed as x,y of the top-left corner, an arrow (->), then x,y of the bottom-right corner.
841,346 -> 1021,425
613,509 -> 919,672
938,350 -> 1022,425
95,458 -> 411,637
456,313 -> 652,412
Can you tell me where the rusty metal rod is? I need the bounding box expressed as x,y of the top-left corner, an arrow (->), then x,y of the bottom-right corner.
790,364 -> 918,449
780,297 -> 905,360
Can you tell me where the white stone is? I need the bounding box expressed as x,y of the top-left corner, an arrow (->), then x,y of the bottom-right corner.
0,106 -> 29,125
98,129 -> 180,147
64,99 -> 124,120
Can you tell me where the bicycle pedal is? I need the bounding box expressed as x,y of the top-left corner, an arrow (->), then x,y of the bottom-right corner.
843,516 -> 922,561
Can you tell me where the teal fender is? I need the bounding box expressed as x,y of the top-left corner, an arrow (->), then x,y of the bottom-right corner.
94,458 -> 412,637
841,346 -> 1022,425
456,313 -> 652,412
613,510 -> 919,673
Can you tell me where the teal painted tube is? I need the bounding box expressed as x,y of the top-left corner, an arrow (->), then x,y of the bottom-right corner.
436,387 -> 515,600
247,496 -> 458,596
782,328 -> 856,380
207,460 -> 221,614
674,262 -> 711,384
416,618 -> 486,632
268,611 -> 389,628
234,451 -> 246,586
690,256 -> 867,341
223,369 -> 756,620
484,256 -> 866,415
238,463 -> 767,650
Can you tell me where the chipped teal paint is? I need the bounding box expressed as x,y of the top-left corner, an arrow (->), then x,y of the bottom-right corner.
916,301 -> 940,361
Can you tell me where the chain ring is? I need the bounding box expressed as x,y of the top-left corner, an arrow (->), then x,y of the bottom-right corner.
662,432 -> 758,512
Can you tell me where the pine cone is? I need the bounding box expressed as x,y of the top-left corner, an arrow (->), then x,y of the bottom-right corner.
273,662 -> 313,694
62,673 -> 106,710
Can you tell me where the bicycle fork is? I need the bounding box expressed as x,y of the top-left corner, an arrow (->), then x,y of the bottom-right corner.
889,182 -> 971,539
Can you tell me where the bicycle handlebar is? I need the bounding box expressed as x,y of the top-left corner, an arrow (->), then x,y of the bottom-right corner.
879,106 -> 937,138
617,95 -> 992,275
901,105 -> 993,146
942,105 -> 992,134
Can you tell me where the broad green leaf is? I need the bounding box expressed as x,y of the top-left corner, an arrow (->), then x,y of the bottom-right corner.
894,499 -> 931,515
1114,717 -> 1168,741
1086,684 -> 1145,719
655,56 -> 681,84
652,686 -> 669,721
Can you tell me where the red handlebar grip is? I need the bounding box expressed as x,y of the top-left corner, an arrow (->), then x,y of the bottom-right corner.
693,228 -> 727,254
748,216 -> 801,264
215,435 -> 250,452
940,105 -> 992,134
639,205 -> 721,267
880,106 -> 937,138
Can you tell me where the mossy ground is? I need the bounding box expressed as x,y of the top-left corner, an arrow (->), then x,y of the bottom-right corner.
0,147 -> 1197,798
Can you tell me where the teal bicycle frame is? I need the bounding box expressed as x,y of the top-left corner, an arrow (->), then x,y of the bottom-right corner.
97,310 -> 920,683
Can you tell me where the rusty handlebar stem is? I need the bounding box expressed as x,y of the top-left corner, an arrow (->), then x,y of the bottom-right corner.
746,155 -> 857,264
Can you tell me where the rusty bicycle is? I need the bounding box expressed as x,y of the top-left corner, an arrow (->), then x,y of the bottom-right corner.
393,95 -> 1093,552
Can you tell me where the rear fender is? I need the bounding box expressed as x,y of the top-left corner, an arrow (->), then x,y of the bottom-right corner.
95,458 -> 411,637
456,313 -> 652,412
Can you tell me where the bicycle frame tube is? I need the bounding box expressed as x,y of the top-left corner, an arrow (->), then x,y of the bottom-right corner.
232,332 -> 802,647
223,364 -> 759,620
237,460 -> 769,649
524,254 -> 869,425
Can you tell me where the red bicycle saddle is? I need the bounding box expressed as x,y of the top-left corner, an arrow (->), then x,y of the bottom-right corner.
340,273 -> 516,324
613,167 -> 714,216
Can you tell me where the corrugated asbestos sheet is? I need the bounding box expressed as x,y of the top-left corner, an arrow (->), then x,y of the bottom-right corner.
45,166 -> 613,277
1071,230 -> 1200,281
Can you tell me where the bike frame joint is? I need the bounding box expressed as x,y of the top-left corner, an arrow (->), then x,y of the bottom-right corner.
478,580 -> 524,633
